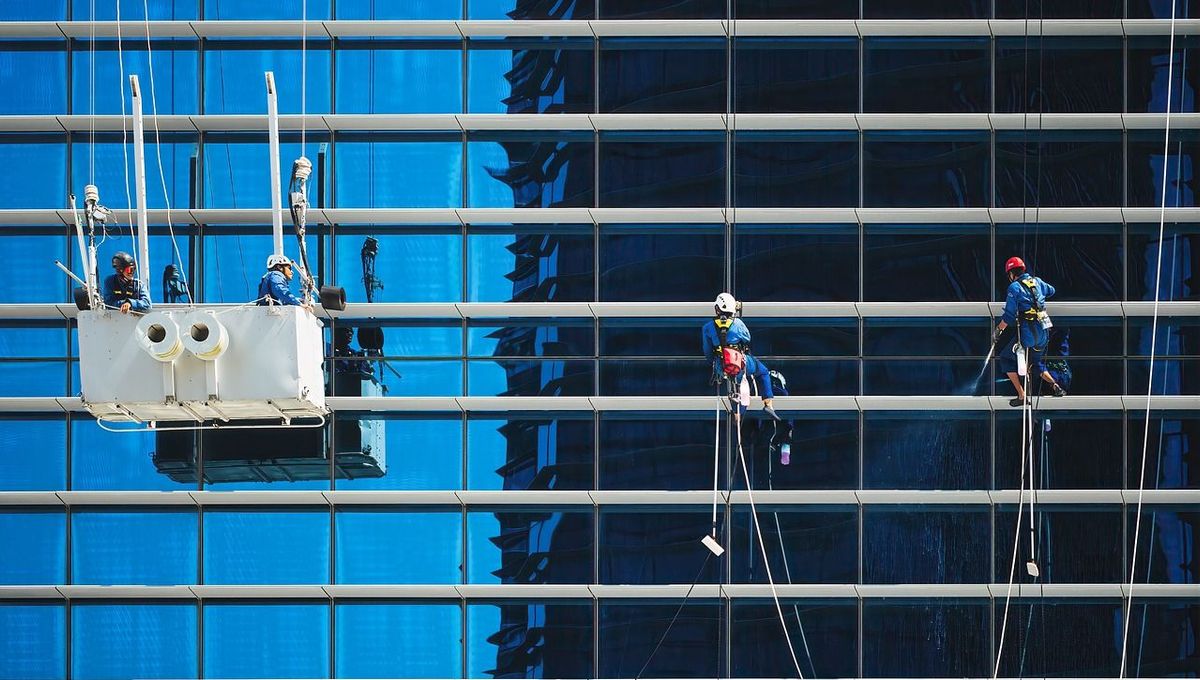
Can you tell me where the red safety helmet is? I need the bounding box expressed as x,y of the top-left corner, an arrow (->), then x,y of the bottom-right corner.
1004,256 -> 1026,274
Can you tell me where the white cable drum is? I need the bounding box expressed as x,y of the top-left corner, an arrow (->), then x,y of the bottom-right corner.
135,312 -> 183,362
180,310 -> 229,361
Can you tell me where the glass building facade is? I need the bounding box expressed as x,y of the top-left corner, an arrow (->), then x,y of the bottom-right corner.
0,1 -> 1198,678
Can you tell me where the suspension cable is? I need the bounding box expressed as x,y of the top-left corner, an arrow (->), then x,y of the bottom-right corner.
301,0 -> 308,157
89,0 -> 95,184
1120,1 -> 1179,675
116,0 -> 135,252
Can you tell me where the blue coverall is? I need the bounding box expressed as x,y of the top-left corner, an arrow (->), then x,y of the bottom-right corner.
701,317 -> 774,399
257,270 -> 305,306
1000,273 -> 1056,375
101,273 -> 151,312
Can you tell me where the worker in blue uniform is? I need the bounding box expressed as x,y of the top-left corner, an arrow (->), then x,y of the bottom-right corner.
702,293 -> 777,419
102,251 -> 151,314
993,257 -> 1067,406
257,253 -> 311,309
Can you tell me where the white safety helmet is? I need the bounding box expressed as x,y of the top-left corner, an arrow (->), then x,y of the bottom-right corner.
715,292 -> 739,316
266,254 -> 294,271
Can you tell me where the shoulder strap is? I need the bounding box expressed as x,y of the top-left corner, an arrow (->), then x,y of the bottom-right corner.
1019,276 -> 1043,311
714,316 -> 732,347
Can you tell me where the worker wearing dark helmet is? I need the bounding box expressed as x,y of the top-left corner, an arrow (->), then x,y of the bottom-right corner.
702,292 -> 777,419
257,253 -> 311,309
102,251 -> 151,314
993,257 -> 1067,406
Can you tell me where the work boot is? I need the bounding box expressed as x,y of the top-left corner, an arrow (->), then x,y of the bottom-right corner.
1009,397 -> 1026,407
1051,383 -> 1067,397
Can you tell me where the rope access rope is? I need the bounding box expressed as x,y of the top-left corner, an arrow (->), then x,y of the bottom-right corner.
1121,1 -> 1179,675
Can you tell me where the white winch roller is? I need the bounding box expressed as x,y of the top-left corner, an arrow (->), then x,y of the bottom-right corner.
181,310 -> 229,361
135,312 -> 184,362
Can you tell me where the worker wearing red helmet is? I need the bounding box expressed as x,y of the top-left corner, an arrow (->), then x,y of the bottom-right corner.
993,257 -> 1067,406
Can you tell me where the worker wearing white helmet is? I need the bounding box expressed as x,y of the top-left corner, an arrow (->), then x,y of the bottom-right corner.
257,253 -> 309,308
701,292 -> 777,419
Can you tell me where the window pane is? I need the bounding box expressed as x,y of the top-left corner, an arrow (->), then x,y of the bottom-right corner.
70,0 -> 196,20
0,511 -> 64,584
201,230 -> 318,304
0,604 -> 64,680
469,359 -> 593,396
739,413 -> 859,489
734,225 -> 859,302
996,131 -> 1124,207
336,509 -> 461,584
735,0 -> 857,17
599,601 -> 724,677
863,600 -> 990,677
600,226 -> 724,301
203,509 -> 329,584
600,415 -> 724,491
333,415 -> 462,490
337,0 -> 459,18
336,602 -> 462,678
600,510 -> 723,584
71,510 -> 196,585
864,506 -> 989,583
599,359 -> 711,396
0,134 -> 66,209
0,417 -> 66,490
337,40 -> 462,113
468,39 -> 594,113
1128,131 -> 1200,208
204,40 -> 329,114
863,132 -> 989,208
72,603 -> 196,680
334,230 -> 462,303
334,135 -> 463,208
734,132 -> 858,207
731,600 -> 856,678
995,505 -> 1123,583
1128,222 -> 1198,301
863,224 -> 990,301
997,0 -> 1121,16
599,0 -> 725,19
467,134 -> 594,208
1128,415 -> 1200,490
1127,598 -> 1200,675
599,134 -> 725,208
72,421 -> 191,490
468,415 -> 594,490
863,412 -> 990,489
0,232 -> 66,303
467,510 -> 594,583
1128,37 -> 1200,113
469,0 -> 595,19
731,507 -> 857,583
995,225 -> 1122,300
734,38 -> 857,113
865,0 -> 987,17
0,0 -> 66,19
72,40 -> 197,114
470,320 -> 594,357
203,135 -> 326,208
993,600 -> 1122,676
468,226 -> 595,302
204,603 -> 329,679
997,411 -> 1124,489
996,38 -> 1123,113
864,38 -> 989,113
468,602 -> 593,678
71,134 -> 193,211
600,39 -> 725,113
1128,505 -> 1200,582
0,361 -> 66,397
0,41 -> 66,114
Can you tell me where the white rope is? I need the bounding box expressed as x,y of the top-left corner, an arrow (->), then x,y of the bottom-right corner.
992,390 -> 1031,679
300,0 -> 307,157
1120,2 -> 1179,675
115,0 -> 136,261
142,0 -> 193,307
89,0 -> 95,184
710,388 -> 721,540
734,412 -> 805,680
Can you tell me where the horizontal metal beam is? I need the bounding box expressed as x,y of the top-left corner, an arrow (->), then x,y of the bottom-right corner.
2,489 -> 1195,507
0,583 -> 1192,601
0,395 -> 1196,414
2,301 -> 1197,320
5,207 -> 1200,226
2,19 -> 1199,39
6,112 -> 1200,133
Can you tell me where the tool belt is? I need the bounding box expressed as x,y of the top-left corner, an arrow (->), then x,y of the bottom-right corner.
720,347 -> 745,377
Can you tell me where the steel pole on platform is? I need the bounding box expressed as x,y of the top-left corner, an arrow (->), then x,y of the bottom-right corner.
266,71 -> 284,257
130,75 -> 150,289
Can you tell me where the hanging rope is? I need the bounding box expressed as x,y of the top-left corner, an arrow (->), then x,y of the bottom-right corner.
300,0 -> 308,158
89,0 -> 96,185
115,0 -> 135,253
1120,1 -> 1180,675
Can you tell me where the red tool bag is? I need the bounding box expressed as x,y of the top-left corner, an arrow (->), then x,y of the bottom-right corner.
721,347 -> 745,377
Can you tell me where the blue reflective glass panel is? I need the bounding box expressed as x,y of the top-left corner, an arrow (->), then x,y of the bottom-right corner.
1128,131 -> 1200,208
599,226 -> 724,301
998,0 -> 1121,16
0,134 -> 66,209
0,511 -> 64,584
599,601 -> 724,677
738,413 -> 859,490
0,41 -> 66,114
468,416 -> 594,490
1127,599 -> 1200,674
203,135 -> 326,208
0,324 -> 65,359
599,134 -> 726,208
468,39 -> 594,113
995,506 -> 1123,583
863,600 -> 990,677
0,417 -> 66,490
203,0 -> 330,20
468,135 -> 594,208
731,600 -> 857,678
600,0 -> 724,19
334,230 -> 461,303
993,601 -> 1122,677
0,232 -> 66,302
72,603 -> 196,680
336,40 -> 462,113
733,225 -> 859,302
734,133 -> 858,207
864,506 -> 989,583
334,135 -> 464,208
996,131 -> 1124,207
203,509 -> 329,584
598,318 -> 710,357
863,132 -> 989,208
0,604 -> 64,680
864,318 -> 989,357
1128,506 -> 1200,582
0,0 -> 65,19
730,508 -> 857,583
864,38 -> 989,112
997,411 -> 1124,489
469,359 -> 592,396
335,603 -> 461,678
864,412 -> 990,489
71,510 -> 196,585
734,0 -> 857,17
864,359 -> 981,395
600,39 -> 725,112
470,320 -> 594,357
468,226 -> 595,302
202,231 -> 318,304
332,320 -> 461,357
600,415 -> 724,491
71,40 -> 197,114
996,38 -> 1123,112
71,134 -> 193,211
1128,37 -> 1200,113
599,359 -> 711,396
470,0 -> 595,18
468,602 -> 594,678
995,225 -> 1122,300
337,0 -> 460,18
0,361 -> 66,397
203,40 -> 329,114
468,510 -> 593,584
864,0 -> 987,17
734,38 -> 857,113
333,415 -> 462,490
864,224 -> 990,301
1128,223 -> 1198,302
204,603 -> 329,679
336,509 -> 462,584
72,421 -> 191,490
70,0 -> 196,20
1129,416 -> 1199,490
600,510 -> 723,584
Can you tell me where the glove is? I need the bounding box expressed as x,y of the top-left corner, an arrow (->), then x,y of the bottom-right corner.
992,327 -> 1004,345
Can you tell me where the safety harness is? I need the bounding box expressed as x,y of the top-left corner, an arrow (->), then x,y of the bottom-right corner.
713,315 -> 747,378
1017,275 -> 1053,330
